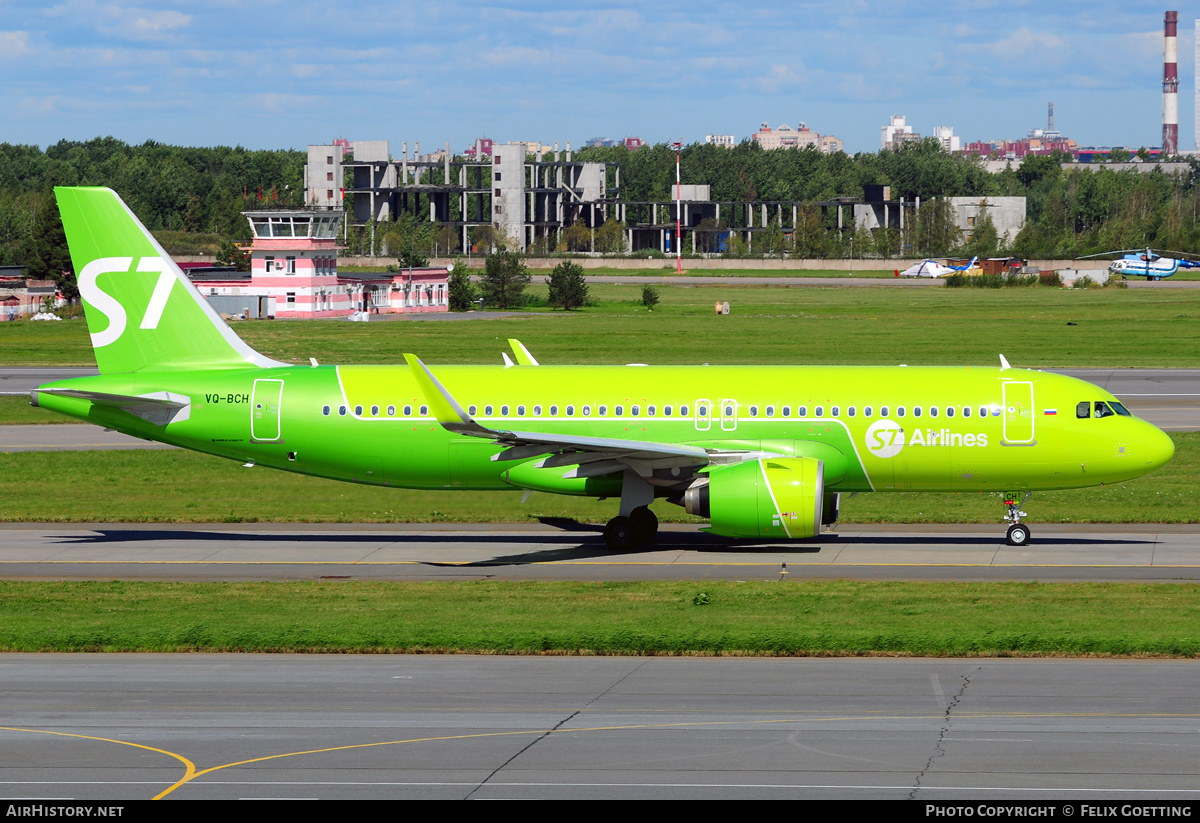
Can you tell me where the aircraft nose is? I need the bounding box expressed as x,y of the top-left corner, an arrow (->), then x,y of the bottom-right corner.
1142,423 -> 1175,473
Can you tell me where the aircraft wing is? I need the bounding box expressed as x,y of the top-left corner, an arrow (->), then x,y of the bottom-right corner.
33,387 -> 191,426
403,354 -> 765,480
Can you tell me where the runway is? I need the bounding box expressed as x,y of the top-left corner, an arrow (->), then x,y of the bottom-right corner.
3,655 -> 1199,800
3,522 -> 1198,582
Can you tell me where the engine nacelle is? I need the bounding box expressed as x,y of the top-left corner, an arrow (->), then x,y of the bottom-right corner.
685,457 -> 825,539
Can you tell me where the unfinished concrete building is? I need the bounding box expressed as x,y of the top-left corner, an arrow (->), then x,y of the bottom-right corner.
305,140 -> 622,253
306,140 -> 1024,256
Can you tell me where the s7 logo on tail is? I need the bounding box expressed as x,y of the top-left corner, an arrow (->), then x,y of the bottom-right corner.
77,256 -> 175,347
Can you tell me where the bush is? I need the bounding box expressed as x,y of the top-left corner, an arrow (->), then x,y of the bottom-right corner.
642,285 -> 660,310
546,261 -> 589,310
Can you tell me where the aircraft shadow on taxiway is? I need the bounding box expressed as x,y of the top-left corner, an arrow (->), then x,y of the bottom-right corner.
48,522 -> 1153,569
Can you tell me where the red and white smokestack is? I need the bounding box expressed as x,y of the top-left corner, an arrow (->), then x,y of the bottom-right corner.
1164,10 -> 1179,155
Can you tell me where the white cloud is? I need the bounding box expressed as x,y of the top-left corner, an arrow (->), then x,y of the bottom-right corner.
981,27 -> 1064,57
47,1 -> 192,41
0,31 -> 33,59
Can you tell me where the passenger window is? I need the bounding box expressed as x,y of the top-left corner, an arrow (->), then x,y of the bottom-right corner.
945,406 -> 954,418
631,405 -> 639,416
831,406 -> 839,417
647,405 -> 655,416
1076,401 -> 1091,419
962,406 -> 970,418
766,406 -> 774,417
749,405 -> 758,417
848,407 -> 856,417
485,405 -> 493,416
815,406 -> 823,416
322,405 -> 330,416
664,405 -> 672,417
403,405 -> 412,416
799,406 -> 807,417
566,405 -> 575,416
1094,401 -> 1114,419
533,405 -> 542,415
354,405 -> 363,416
724,404 -> 733,417
549,405 -> 558,416
680,404 -> 688,416
897,407 -> 905,418
913,406 -> 922,418
880,406 -> 889,417
599,405 -> 607,415
468,405 -> 477,416
782,405 -> 790,417
371,405 -> 379,416
387,405 -> 395,416
338,405 -> 347,416
517,405 -> 525,416
863,406 -> 872,418
419,405 -> 428,416
501,405 -> 509,416
583,405 -> 591,416
930,407 -> 938,418
616,405 -> 623,416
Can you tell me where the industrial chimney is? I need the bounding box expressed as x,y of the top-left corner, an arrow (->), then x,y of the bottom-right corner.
1164,10 -> 1179,155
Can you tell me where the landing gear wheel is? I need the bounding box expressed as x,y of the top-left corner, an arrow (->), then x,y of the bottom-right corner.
1153,275 -> 1162,282
1006,523 -> 1031,547
630,507 -> 658,544
603,516 -> 637,551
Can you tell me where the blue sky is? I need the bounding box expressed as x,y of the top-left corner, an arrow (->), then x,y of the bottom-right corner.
1,1 -> 1193,154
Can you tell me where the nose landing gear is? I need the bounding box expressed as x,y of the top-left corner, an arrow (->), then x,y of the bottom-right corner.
1004,492 -> 1032,546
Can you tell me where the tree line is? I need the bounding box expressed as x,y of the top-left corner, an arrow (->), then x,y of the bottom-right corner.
8,137 -> 1200,287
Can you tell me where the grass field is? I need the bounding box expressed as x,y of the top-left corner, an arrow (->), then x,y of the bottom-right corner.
0,433 -> 1193,524
5,282 -> 1199,369
2,579 -> 1198,656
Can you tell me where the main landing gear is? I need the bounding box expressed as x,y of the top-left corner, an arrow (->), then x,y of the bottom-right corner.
602,469 -> 659,551
1004,492 -> 1032,546
603,506 -> 659,550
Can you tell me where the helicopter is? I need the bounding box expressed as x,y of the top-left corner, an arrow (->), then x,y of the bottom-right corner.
1078,248 -> 1200,281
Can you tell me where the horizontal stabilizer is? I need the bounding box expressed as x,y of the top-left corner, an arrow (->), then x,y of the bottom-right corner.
34,388 -> 191,426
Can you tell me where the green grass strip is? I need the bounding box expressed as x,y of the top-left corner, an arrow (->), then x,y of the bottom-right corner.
3,580 -> 1199,657
6,283 -> 1200,368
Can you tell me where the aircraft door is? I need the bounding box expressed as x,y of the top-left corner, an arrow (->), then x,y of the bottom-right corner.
720,399 -> 738,432
1002,382 -> 1034,444
694,399 -> 711,431
251,379 -> 284,442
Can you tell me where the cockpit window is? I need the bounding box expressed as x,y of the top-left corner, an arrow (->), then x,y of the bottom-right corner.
1076,401 -> 1090,419
1110,402 -> 1131,417
1094,401 -> 1115,419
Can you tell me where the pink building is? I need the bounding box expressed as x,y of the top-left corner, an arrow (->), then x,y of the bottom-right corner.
193,210 -> 449,318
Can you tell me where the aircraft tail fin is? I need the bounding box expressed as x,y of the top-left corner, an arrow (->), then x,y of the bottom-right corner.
55,187 -> 284,374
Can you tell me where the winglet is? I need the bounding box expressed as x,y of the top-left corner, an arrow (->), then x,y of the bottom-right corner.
501,352 -> 515,368
999,354 -> 1011,371
508,339 -> 539,366
403,353 -> 494,436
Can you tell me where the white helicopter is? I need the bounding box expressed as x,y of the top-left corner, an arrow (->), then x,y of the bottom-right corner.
1079,248 -> 1200,281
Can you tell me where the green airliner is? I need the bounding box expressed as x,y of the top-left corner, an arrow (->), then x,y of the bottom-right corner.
34,187 -> 1175,549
